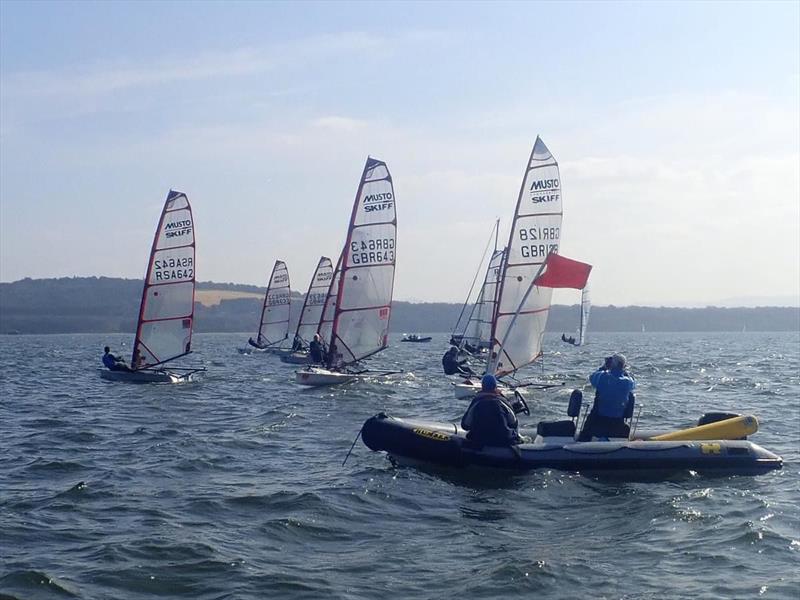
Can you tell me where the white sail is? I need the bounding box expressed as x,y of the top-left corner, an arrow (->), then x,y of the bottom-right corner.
253,260 -> 291,348
317,254 -> 342,348
131,190 -> 196,370
463,248 -> 505,349
577,287 -> 591,346
489,137 -> 563,376
451,220 -> 500,342
293,256 -> 334,346
327,157 -> 396,367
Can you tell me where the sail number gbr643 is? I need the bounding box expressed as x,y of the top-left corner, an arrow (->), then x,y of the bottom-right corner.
350,238 -> 395,265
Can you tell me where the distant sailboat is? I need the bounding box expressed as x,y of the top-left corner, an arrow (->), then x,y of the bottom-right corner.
99,190 -> 203,383
280,256 -> 334,364
246,260 -> 291,353
296,157 -> 398,386
562,286 -> 590,346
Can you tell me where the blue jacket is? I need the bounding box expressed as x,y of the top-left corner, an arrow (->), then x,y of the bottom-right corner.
589,368 -> 636,418
461,393 -> 520,446
102,353 -> 117,369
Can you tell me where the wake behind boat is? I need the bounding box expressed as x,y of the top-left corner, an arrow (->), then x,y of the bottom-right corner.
99,190 -> 204,384
296,157 -> 399,387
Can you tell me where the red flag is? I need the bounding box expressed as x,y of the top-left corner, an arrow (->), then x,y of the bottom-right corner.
534,253 -> 592,289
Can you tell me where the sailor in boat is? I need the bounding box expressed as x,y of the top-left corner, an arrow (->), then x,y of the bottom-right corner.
461,375 -> 526,446
441,346 -> 475,376
102,346 -> 132,372
561,333 -> 576,345
578,353 -> 636,441
291,334 -> 304,353
308,333 -> 326,364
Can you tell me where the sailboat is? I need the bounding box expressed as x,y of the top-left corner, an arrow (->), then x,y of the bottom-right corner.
453,137 -> 574,398
280,256 -> 334,364
460,247 -> 506,354
296,157 -> 398,386
99,190 -> 204,383
449,220 -> 500,353
561,286 -> 590,346
245,260 -> 291,353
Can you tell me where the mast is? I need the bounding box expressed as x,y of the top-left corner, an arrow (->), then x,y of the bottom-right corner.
327,157 -> 397,368
131,190 -> 196,370
487,137 -> 563,376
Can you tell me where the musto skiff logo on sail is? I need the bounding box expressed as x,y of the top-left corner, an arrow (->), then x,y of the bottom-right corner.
154,257 -> 193,281
362,192 -> 394,213
350,238 -> 395,265
164,219 -> 193,238
529,178 -> 560,204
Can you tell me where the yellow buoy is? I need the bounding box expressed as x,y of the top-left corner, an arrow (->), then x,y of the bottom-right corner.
650,415 -> 759,441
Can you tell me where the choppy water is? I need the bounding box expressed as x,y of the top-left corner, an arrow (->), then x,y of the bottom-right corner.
1,332 -> 798,599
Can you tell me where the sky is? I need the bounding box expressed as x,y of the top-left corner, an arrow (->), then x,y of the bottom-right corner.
1,0 -> 798,307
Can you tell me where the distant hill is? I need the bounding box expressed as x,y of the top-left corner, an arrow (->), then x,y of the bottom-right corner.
0,277 -> 798,334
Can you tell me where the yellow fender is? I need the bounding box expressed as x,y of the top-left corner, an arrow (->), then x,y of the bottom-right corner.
650,415 -> 759,441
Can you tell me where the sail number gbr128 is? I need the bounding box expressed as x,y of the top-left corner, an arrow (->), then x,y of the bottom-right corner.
518,226 -> 559,259
350,238 -> 395,265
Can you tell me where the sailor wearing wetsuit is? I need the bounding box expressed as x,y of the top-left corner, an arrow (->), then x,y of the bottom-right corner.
461,375 -> 523,446
102,346 -> 132,372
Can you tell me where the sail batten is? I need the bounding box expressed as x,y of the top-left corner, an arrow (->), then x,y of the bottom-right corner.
326,157 -> 397,368
488,137 -> 563,376
131,190 -> 196,371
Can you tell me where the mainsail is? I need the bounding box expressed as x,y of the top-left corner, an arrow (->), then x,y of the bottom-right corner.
450,220 -> 500,343
293,256 -> 334,347
131,190 -> 196,370
577,287 -> 591,346
253,260 -> 291,348
317,254 -> 342,348
327,157 -> 397,368
462,247 -> 506,350
488,137 -> 563,376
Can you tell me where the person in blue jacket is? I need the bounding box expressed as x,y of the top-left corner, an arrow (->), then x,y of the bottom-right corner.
102,346 -> 132,372
461,374 -> 523,446
578,353 -> 636,441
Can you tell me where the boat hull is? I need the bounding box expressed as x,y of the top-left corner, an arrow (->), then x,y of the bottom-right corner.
361,414 -> 782,477
452,379 -> 512,399
281,352 -> 311,365
400,337 -> 432,343
98,369 -> 185,384
295,367 -> 357,387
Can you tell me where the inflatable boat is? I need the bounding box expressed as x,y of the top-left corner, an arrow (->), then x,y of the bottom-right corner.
360,392 -> 782,477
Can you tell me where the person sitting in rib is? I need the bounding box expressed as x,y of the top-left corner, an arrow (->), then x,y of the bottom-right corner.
461,375 -> 525,446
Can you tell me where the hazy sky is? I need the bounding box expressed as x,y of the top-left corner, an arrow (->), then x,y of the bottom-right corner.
1,1 -> 798,306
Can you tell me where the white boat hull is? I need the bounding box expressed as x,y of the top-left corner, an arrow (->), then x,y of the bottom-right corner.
452,379 -> 517,399
281,352 -> 311,365
98,368 -> 187,384
295,367 -> 358,387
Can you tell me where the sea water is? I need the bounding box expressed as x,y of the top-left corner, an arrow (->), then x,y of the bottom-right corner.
1,332 -> 798,599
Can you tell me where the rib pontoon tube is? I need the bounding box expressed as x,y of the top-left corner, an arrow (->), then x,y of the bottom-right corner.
361,414 -> 782,476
